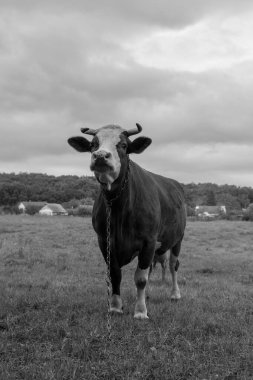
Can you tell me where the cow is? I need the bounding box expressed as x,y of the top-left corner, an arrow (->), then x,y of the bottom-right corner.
68,123 -> 186,319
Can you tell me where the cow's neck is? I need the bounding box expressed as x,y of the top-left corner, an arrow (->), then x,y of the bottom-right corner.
101,157 -> 130,206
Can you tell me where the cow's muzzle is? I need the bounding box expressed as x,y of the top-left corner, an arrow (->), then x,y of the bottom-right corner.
90,150 -> 112,172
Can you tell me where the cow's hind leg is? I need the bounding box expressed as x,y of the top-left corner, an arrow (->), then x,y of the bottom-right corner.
154,244 -> 168,283
161,256 -> 167,283
134,240 -> 156,319
170,240 -> 182,301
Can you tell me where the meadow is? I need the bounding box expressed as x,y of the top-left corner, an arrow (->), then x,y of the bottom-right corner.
0,215 -> 252,380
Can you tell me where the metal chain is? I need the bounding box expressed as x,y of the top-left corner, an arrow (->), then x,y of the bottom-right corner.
102,158 -> 130,338
105,200 -> 112,338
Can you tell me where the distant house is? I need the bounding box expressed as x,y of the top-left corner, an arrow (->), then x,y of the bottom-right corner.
195,205 -> 226,219
18,201 -> 47,214
39,203 -> 68,216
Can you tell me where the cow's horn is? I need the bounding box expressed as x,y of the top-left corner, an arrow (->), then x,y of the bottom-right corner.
81,127 -> 97,136
125,123 -> 142,137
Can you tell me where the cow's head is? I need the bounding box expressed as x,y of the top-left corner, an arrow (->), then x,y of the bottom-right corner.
68,123 -> 152,191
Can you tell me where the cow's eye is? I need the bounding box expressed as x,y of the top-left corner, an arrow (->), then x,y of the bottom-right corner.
121,143 -> 127,149
91,141 -> 98,150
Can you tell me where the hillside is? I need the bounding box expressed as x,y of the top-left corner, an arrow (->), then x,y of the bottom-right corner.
0,172 -> 253,210
0,172 -> 99,206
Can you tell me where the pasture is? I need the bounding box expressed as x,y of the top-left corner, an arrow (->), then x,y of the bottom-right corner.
0,215 -> 252,380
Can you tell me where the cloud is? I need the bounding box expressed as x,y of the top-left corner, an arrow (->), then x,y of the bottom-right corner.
127,15 -> 253,72
1,0 -> 253,30
1,1 -> 253,186
140,142 -> 253,186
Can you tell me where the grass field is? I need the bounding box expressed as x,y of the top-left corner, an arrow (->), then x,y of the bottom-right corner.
0,215 -> 252,380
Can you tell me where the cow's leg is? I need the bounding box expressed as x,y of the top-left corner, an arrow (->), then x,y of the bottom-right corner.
155,244 -> 168,283
134,241 -> 156,319
98,237 -> 123,314
170,240 -> 181,300
161,257 -> 167,283
148,263 -> 153,279
134,266 -> 149,319
148,255 -> 157,280
109,264 -> 123,314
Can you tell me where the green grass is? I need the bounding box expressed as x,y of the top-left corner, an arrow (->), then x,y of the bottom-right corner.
0,215 -> 252,379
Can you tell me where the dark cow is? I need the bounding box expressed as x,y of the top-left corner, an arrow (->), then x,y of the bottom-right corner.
68,123 -> 186,319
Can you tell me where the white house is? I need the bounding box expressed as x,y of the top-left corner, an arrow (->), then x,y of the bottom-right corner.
195,205 -> 226,219
39,203 -> 68,216
18,201 -> 47,213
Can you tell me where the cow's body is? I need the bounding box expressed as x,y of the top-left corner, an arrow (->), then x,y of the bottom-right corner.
93,160 -> 185,268
68,124 -> 186,319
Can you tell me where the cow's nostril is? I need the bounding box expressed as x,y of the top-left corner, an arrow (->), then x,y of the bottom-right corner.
93,150 -> 111,161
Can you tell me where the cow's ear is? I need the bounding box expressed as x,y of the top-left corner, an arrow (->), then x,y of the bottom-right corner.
68,137 -> 91,152
127,137 -> 152,154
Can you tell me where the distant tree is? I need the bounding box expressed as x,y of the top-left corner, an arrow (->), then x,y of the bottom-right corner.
75,205 -> 93,216
217,193 -> 241,211
80,197 -> 94,206
63,198 -> 81,209
183,187 -> 195,207
206,190 -> 216,206
242,204 -> 253,221
186,205 -> 195,217
0,172 -> 252,211
248,189 -> 253,203
0,183 -> 27,205
238,193 -> 250,209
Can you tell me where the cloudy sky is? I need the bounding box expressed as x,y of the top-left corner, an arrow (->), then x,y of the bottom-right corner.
1,0 -> 253,186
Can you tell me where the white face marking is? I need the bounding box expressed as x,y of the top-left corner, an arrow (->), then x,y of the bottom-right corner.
91,126 -> 124,190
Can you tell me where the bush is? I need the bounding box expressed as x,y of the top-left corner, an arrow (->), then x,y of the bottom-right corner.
242,205 -> 253,221
0,205 -> 21,215
66,209 -> 75,216
186,205 -> 195,217
80,197 -> 94,206
76,205 -> 93,216
25,205 -> 40,215
68,205 -> 93,217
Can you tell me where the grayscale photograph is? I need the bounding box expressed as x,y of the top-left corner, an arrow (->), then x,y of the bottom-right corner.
0,1 -> 252,379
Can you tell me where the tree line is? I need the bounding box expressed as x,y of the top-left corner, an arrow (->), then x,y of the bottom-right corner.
0,172 -> 98,206
0,172 -> 253,212
183,182 -> 253,212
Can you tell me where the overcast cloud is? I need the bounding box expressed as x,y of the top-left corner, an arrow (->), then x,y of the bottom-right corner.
1,1 -> 253,186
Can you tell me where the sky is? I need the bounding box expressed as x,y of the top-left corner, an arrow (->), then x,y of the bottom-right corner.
1,0 -> 253,187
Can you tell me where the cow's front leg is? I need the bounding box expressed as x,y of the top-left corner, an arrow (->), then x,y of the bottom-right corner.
98,237 -> 123,314
109,263 -> 123,314
134,241 -> 155,319
134,266 -> 149,319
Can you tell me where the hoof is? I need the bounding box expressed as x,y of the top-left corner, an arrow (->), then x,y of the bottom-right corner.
170,291 -> 181,301
110,307 -> 123,314
110,295 -> 123,314
171,297 -> 180,302
134,312 -> 149,320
